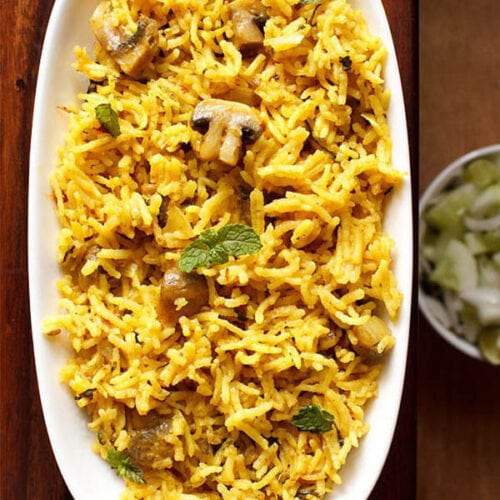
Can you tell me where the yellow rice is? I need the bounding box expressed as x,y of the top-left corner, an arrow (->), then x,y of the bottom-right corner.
44,0 -> 404,498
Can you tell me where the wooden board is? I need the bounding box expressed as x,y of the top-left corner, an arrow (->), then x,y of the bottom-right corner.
419,0 -> 500,498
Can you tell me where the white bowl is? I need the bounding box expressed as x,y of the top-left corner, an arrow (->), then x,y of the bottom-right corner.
418,143 -> 500,361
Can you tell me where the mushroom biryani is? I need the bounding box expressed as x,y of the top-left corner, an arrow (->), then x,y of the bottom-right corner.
43,0 -> 404,498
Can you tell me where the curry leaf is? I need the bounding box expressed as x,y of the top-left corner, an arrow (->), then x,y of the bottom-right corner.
95,103 -> 121,137
179,224 -> 262,272
300,0 -> 321,5
291,404 -> 335,434
106,449 -> 146,484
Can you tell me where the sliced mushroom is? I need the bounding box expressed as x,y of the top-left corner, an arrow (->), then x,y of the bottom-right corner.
230,1 -> 267,54
160,266 -> 209,319
90,0 -> 159,78
127,420 -> 172,468
351,316 -> 392,357
190,99 -> 263,166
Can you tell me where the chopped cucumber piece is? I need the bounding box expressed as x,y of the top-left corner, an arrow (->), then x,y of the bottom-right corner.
463,158 -> 500,188
477,256 -> 500,288
425,183 -> 476,236
430,239 -> 477,292
478,327 -> 500,365
477,229 -> 500,252
469,183 -> 500,218
463,229 -> 500,254
463,232 -> 488,255
422,231 -> 455,262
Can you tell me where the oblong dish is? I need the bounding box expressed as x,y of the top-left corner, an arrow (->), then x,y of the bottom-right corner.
28,1 -> 413,498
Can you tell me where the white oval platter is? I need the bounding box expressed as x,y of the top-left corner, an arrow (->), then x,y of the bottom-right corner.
28,1 -> 413,498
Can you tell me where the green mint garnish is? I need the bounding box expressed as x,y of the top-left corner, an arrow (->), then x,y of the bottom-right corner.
106,449 -> 146,484
179,224 -> 262,273
95,103 -> 121,137
291,404 -> 335,434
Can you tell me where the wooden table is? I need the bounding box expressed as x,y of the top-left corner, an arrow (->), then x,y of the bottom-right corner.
419,1 -> 500,499
0,1 -> 417,498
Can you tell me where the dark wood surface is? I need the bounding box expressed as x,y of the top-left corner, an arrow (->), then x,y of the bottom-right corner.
0,1 -> 417,499
419,1 -> 500,499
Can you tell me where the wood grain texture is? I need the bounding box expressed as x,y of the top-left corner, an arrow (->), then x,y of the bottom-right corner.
370,0 -> 418,499
419,1 -> 500,499
0,0 -> 70,498
0,1 -> 416,499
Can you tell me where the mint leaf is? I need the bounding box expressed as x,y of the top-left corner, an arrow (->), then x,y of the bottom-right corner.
106,449 -> 146,484
179,224 -> 262,272
208,245 -> 230,265
178,240 -> 213,273
291,404 -> 334,434
198,228 -> 220,247
95,103 -> 121,137
217,224 -> 263,256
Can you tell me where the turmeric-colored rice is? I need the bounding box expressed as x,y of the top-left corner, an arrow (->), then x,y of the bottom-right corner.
44,0 -> 404,498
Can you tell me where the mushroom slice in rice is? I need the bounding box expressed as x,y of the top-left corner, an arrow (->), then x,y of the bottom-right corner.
352,316 -> 393,357
127,421 -> 173,468
160,266 -> 209,320
190,98 -> 263,166
90,0 -> 159,78
230,0 -> 267,54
